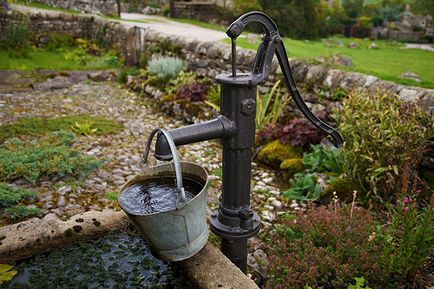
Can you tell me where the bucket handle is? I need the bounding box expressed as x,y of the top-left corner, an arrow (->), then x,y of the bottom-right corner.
141,128 -> 188,208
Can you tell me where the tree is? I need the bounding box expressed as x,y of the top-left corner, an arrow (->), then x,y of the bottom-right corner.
413,0 -> 434,18
116,0 -> 121,17
259,0 -> 330,39
341,0 -> 365,19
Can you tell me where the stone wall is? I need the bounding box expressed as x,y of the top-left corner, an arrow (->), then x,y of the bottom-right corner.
0,8 -> 433,116
29,0 -> 121,16
0,10 -> 141,64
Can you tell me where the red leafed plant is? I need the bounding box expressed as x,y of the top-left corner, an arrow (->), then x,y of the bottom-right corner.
257,110 -> 329,149
174,82 -> 209,102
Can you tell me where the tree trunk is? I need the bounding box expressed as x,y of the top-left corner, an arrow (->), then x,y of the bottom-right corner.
117,0 -> 121,17
169,0 -> 175,18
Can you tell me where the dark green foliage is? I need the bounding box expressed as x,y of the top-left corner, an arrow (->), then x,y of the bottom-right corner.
0,131 -> 101,183
46,32 -> 74,51
0,21 -> 30,57
321,177 -> 358,202
0,115 -> 123,142
0,183 -> 38,208
413,0 -> 434,18
259,0 -> 330,39
4,230 -> 191,288
342,0 -> 365,18
4,205 -> 41,221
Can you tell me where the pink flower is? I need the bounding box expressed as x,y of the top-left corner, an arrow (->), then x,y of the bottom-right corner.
416,188 -> 422,194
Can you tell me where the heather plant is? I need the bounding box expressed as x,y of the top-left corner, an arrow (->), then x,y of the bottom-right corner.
266,203 -> 383,289
334,92 -> 433,202
147,56 -> 187,80
0,131 -> 101,183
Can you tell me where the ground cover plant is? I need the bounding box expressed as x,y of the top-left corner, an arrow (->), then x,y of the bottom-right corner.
0,183 -> 41,221
0,131 -> 101,183
266,198 -> 434,289
0,115 -> 123,142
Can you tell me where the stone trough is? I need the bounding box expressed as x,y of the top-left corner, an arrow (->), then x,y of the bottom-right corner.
0,210 -> 259,289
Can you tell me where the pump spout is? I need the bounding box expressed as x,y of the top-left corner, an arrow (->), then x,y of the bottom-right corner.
154,116 -> 236,161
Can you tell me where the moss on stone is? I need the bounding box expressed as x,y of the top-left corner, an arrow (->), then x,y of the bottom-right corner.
258,140 -> 303,169
0,115 -> 123,142
280,158 -> 305,179
320,178 -> 357,203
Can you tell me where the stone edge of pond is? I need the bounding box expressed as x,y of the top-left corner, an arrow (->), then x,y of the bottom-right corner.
0,210 -> 129,262
0,210 -> 259,289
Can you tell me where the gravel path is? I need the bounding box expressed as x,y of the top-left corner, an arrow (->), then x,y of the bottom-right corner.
0,81 -> 289,228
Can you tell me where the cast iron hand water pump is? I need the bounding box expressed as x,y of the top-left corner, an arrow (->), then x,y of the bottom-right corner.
153,12 -> 343,272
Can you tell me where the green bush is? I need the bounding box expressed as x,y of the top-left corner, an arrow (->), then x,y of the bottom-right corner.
0,21 -> 30,56
46,32 -> 74,50
4,205 -> 41,221
0,131 -> 101,183
0,182 -> 38,208
233,0 -> 262,16
334,92 -> 433,202
283,172 -> 321,201
303,145 -> 347,175
0,115 -> 123,142
147,56 -> 187,81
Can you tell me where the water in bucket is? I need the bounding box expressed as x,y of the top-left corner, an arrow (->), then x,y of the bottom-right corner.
119,176 -> 202,214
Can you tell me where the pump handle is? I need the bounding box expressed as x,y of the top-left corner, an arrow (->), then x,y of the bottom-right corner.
227,12 -> 343,148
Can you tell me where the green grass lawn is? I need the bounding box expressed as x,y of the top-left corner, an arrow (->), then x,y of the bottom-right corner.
171,18 -> 227,32
0,48 -> 119,71
230,36 -> 434,89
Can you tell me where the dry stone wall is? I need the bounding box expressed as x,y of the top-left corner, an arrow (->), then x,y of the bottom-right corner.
0,8 -> 433,115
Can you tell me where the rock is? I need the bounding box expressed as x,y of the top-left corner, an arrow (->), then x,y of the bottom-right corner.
348,42 -> 358,49
247,33 -> 258,44
142,6 -> 161,15
0,210 -> 129,263
56,196 -> 65,207
87,71 -> 110,82
399,88 -> 419,102
369,43 -> 379,49
58,186 -> 72,195
271,200 -> 282,210
401,72 -> 421,83
305,65 -> 327,82
333,55 -> 353,67
35,77 -> 72,90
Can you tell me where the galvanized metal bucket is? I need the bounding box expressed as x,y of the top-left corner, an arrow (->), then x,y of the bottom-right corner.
118,129 -> 209,262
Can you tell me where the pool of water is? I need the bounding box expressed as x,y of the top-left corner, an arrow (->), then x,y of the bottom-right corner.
4,229 -> 192,289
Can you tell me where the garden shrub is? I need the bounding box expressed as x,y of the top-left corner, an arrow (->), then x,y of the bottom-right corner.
267,203 -> 383,289
0,115 -> 123,142
303,144 -> 347,175
147,56 -> 186,81
258,140 -> 302,168
174,82 -> 209,102
334,92 -> 433,202
257,110 -> 330,150
0,131 -> 101,183
321,177 -> 358,203
378,192 -> 434,287
0,21 -> 30,57
47,32 -> 74,50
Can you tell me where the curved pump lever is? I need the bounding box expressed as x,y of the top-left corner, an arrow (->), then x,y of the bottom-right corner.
227,12 -> 343,148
